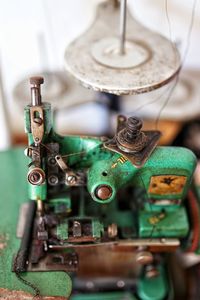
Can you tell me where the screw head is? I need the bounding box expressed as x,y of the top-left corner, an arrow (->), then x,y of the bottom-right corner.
48,157 -> 57,166
67,175 -> 77,184
95,185 -> 113,200
48,174 -> 59,186
24,147 -> 32,157
33,117 -> 43,125
27,167 -> 45,185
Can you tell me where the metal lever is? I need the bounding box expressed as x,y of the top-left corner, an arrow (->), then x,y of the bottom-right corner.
29,77 -> 45,145
55,155 -> 86,186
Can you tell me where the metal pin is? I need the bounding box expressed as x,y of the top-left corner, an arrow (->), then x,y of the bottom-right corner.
119,0 -> 127,55
30,77 -> 44,106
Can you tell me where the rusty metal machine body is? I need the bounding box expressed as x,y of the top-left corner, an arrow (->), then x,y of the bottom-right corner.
9,1 -> 200,299
11,76 -> 199,300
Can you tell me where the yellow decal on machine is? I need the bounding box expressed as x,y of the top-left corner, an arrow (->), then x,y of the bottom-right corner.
111,156 -> 128,169
148,175 -> 187,195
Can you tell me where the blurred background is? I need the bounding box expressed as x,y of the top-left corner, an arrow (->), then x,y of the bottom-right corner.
0,0 -> 200,149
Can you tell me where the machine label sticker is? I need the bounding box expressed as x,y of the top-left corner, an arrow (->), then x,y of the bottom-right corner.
148,175 -> 187,195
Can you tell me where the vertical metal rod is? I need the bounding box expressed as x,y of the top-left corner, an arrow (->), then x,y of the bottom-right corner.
30,77 -> 44,106
119,0 -> 127,55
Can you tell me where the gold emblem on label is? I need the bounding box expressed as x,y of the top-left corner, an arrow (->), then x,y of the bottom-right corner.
148,175 -> 187,195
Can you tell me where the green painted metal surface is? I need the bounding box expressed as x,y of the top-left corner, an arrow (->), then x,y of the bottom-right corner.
87,146 -> 196,204
28,182 -> 47,200
139,206 -> 189,238
4,101 -> 197,300
25,103 -> 52,134
57,222 -> 69,240
92,219 -> 104,238
25,103 -> 196,207
0,148 -> 72,297
138,267 -> 168,300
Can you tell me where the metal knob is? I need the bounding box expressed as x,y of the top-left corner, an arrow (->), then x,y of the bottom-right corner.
124,117 -> 143,143
116,116 -> 147,152
95,185 -> 113,201
30,76 -> 44,86
136,251 -> 154,265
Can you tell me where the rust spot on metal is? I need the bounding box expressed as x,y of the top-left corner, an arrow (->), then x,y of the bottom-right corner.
148,175 -> 187,195
0,234 -> 9,251
0,288 -> 68,299
0,243 -> 6,250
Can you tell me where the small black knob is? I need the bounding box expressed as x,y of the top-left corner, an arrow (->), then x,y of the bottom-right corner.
124,117 -> 143,142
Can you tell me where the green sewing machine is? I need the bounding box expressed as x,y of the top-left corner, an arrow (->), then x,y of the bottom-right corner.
6,76 -> 197,300
0,1 -> 199,299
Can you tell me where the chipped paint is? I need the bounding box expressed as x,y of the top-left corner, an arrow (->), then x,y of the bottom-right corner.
0,234 -> 9,251
148,175 -> 187,195
0,243 -> 6,250
0,288 -> 68,300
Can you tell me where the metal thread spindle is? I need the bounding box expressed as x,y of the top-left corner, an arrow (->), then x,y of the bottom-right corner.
125,117 -> 143,141
119,0 -> 127,55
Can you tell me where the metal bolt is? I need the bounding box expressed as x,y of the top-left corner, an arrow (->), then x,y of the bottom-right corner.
33,117 -> 43,126
86,281 -> 94,289
73,221 -> 81,237
161,238 -> 166,243
37,199 -> 44,214
24,147 -> 32,157
123,117 -> 143,142
117,116 -> 147,152
108,223 -> 118,238
67,175 -> 77,184
136,251 -> 154,265
48,157 -> 57,166
68,260 -> 73,266
30,173 -> 40,183
48,175 -> 59,186
117,280 -> 125,288
27,167 -> 45,185
145,265 -> 159,278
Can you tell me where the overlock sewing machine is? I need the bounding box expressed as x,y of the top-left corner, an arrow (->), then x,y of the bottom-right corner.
13,74 -> 198,300
0,1 -> 200,300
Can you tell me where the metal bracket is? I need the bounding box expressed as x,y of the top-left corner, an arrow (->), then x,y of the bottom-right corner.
104,115 -> 161,167
30,106 -> 44,144
55,155 -> 86,186
104,132 -> 161,167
